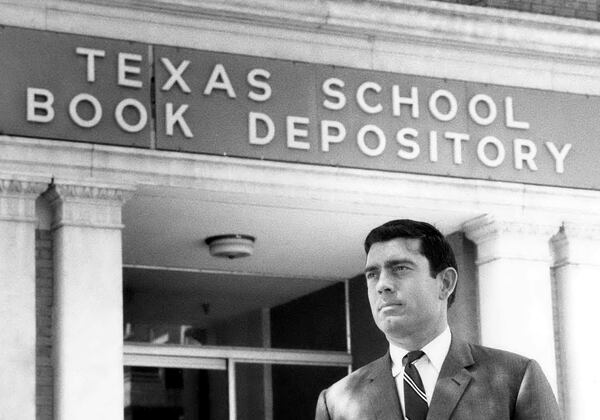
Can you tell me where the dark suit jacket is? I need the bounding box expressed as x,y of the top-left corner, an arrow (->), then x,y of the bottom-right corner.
315,338 -> 561,419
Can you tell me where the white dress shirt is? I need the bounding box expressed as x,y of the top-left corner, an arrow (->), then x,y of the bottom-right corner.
389,326 -> 452,417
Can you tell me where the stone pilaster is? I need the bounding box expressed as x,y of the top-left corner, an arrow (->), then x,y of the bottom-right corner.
44,181 -> 134,420
0,174 -> 50,420
551,222 -> 600,420
463,214 -> 559,395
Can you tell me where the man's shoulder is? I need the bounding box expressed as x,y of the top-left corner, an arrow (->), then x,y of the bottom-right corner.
316,354 -> 393,419
325,354 -> 388,394
455,341 -> 561,418
463,341 -> 536,375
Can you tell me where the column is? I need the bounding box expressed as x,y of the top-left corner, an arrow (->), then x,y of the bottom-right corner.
0,174 -> 49,420
463,214 -> 559,394
551,222 -> 600,419
45,181 -> 134,420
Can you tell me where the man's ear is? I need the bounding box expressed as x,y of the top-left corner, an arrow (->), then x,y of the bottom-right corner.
438,267 -> 457,301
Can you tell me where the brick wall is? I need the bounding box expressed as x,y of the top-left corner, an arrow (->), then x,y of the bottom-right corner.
36,229 -> 53,420
435,0 -> 599,20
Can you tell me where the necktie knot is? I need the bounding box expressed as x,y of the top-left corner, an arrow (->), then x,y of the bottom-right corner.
403,350 -> 425,366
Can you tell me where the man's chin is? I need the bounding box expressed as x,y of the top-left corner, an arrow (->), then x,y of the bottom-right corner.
377,316 -> 410,336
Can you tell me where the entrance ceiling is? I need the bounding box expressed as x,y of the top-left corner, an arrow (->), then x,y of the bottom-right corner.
121,183 -> 468,308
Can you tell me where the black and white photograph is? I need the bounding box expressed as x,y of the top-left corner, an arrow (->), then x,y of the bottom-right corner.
1,1 -> 598,419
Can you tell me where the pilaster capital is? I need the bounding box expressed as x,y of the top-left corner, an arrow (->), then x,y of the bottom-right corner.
550,221 -> 600,267
463,214 -> 558,244
0,173 -> 50,222
47,183 -> 134,203
463,214 -> 560,264
43,180 -> 135,230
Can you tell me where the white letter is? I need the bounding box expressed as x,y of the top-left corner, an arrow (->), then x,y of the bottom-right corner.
69,93 -> 102,128
204,64 -> 236,98
477,136 -> 506,168
26,88 -> 55,123
356,82 -> 383,114
118,53 -> 143,88
429,131 -> 439,162
505,97 -> 530,130
321,120 -> 346,152
513,138 -> 538,170
468,94 -> 497,126
165,103 -> 193,138
429,90 -> 458,122
248,112 -> 275,145
322,78 -> 346,110
445,132 -> 470,165
545,142 -> 572,174
392,86 -> 419,118
247,68 -> 271,102
357,125 -> 386,157
160,58 -> 191,93
115,98 -> 148,133
396,127 -> 420,160
76,47 -> 106,83
287,116 -> 310,150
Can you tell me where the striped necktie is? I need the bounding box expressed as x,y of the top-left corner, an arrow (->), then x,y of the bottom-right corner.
403,350 -> 428,420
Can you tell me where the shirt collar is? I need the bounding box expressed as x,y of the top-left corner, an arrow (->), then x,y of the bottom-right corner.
389,326 -> 452,377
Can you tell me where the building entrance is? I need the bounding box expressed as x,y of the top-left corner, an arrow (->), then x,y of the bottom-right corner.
122,266 -> 351,420
125,366 -> 229,420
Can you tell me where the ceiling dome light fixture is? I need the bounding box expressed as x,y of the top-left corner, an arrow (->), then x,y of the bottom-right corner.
204,234 -> 256,259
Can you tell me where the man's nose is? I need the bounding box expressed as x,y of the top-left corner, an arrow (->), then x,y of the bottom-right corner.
376,270 -> 395,294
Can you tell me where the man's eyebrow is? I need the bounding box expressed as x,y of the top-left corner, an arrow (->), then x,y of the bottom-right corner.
364,258 -> 416,273
364,264 -> 379,273
384,258 -> 416,267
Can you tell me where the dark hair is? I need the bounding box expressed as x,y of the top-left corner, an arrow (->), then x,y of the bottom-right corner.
364,219 -> 458,307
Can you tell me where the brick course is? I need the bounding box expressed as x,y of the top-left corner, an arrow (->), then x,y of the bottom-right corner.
36,229 -> 53,420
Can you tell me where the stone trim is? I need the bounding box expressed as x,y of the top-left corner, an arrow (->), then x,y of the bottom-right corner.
550,222 -> 600,267
15,0 -> 600,58
0,178 -> 48,195
0,175 -> 49,222
464,214 -> 559,242
2,0 -> 600,96
463,214 -> 559,264
50,183 -> 133,202
43,182 -> 135,230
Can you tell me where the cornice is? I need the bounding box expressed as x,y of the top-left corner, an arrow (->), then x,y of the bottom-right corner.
78,0 -> 600,59
4,0 -> 600,65
4,136 -> 600,229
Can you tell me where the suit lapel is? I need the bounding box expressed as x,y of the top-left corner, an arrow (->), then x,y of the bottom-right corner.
364,353 -> 403,420
427,338 -> 474,420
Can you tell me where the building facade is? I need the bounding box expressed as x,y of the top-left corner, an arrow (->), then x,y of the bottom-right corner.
2,1 -> 600,419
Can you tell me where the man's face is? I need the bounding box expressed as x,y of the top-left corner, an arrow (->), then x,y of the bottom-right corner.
365,238 -> 448,348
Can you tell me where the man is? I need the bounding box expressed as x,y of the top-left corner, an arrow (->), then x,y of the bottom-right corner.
315,219 -> 561,419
